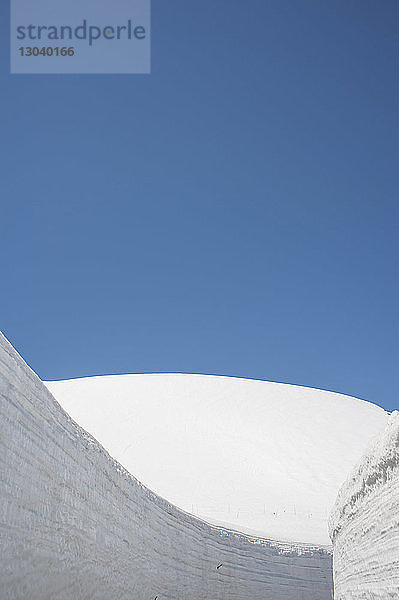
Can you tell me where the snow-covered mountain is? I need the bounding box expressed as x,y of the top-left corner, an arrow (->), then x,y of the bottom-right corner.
1,334 -> 333,600
46,374 -> 388,546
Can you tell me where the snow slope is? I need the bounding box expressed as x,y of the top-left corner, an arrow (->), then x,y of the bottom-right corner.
1,333 -> 334,600
329,411 -> 399,599
46,374 -> 388,546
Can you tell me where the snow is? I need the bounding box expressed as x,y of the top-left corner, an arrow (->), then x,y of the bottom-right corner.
329,411 -> 399,599
1,332 -> 334,600
46,374 -> 388,546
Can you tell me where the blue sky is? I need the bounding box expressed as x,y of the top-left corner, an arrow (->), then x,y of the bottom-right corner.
1,1 -> 398,412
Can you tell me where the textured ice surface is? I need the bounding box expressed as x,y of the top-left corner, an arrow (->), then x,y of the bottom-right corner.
0,333 -> 333,599
329,411 -> 399,599
47,373 -> 388,545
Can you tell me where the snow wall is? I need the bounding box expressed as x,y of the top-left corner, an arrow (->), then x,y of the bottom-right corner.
329,411 -> 399,599
0,333 -> 333,600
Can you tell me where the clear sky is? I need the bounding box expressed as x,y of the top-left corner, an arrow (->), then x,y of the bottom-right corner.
1,1 -> 398,412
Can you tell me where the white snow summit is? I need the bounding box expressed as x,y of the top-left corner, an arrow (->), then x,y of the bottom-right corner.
46,374 -> 388,546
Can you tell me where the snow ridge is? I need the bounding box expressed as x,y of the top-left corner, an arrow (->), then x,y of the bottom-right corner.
46,373 -> 388,546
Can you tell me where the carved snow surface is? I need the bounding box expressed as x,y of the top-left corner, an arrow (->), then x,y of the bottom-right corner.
329,411 -> 399,599
1,333 -> 333,599
46,374 -> 388,546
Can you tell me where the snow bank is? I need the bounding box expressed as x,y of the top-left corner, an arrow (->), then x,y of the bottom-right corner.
0,333 -> 333,599
329,411 -> 399,599
46,373 -> 388,546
